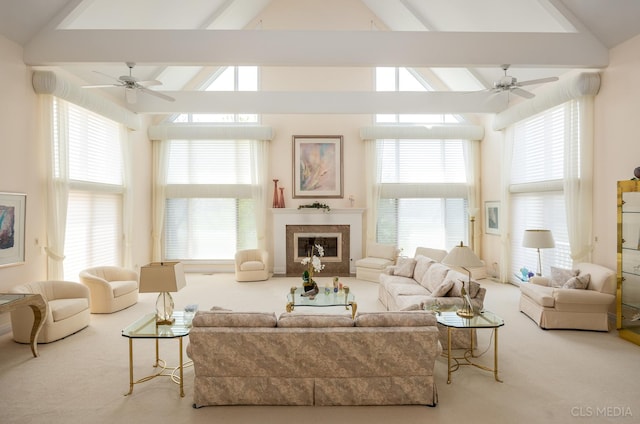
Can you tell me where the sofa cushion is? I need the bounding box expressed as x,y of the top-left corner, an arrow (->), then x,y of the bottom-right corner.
562,273 -> 590,290
240,260 -> 265,271
413,255 -> 436,283
388,283 -> 430,298
430,279 -> 455,297
414,247 -> 448,263
393,257 -> 417,277
355,257 -> 394,271
447,278 -> 481,298
550,266 -> 579,288
421,263 -> 450,291
520,283 -> 555,308
111,280 -> 138,297
193,311 -> 277,327
49,298 -> 89,322
277,312 -> 354,328
367,242 -> 398,261
355,311 -> 437,327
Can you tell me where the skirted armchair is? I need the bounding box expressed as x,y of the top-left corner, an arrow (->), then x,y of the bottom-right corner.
79,266 -> 139,313
10,280 -> 90,344
235,249 -> 270,282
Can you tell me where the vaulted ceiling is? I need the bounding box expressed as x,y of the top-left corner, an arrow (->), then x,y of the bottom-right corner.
2,0 -> 640,115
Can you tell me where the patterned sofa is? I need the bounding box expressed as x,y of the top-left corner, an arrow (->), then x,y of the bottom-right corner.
187,310 -> 441,407
378,251 -> 487,312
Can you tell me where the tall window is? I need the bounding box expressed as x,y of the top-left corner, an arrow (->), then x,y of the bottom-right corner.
374,68 -> 470,255
509,102 -> 578,281
53,99 -> 125,281
161,66 -> 262,261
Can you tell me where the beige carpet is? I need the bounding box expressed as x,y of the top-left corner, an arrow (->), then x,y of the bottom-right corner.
0,274 -> 637,424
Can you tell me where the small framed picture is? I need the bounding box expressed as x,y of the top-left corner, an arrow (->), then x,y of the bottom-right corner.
0,192 -> 26,268
485,201 -> 500,236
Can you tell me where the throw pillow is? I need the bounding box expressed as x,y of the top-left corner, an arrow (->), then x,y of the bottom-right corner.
447,278 -> 481,298
393,257 -> 417,278
431,279 -> 455,297
550,266 -> 579,288
562,273 -> 590,289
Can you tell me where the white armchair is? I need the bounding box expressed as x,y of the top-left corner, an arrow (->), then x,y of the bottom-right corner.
10,281 -> 90,343
235,249 -> 270,282
79,266 -> 139,313
355,241 -> 399,283
519,262 -> 616,331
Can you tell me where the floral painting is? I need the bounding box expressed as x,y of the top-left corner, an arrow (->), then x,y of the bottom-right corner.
293,135 -> 343,198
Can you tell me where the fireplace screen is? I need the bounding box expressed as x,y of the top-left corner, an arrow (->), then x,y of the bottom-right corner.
294,233 -> 341,262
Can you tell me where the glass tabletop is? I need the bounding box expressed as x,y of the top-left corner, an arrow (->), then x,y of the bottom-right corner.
436,310 -> 504,329
0,293 -> 33,306
122,312 -> 191,339
287,286 -> 355,307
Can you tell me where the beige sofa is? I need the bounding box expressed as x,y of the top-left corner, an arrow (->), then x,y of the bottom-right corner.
519,262 -> 616,331
378,252 -> 487,312
79,266 -> 138,313
187,310 -> 441,407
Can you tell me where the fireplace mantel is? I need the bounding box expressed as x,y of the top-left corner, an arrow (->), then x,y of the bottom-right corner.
271,208 -> 365,275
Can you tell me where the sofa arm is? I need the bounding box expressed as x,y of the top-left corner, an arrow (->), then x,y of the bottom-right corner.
529,276 -> 551,287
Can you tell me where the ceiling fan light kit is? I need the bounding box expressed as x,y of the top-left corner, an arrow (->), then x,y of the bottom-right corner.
489,64 -> 558,100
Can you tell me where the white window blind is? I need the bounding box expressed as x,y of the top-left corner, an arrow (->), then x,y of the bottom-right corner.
376,139 -> 468,255
510,103 -> 577,281
56,100 -> 124,281
163,140 -> 257,260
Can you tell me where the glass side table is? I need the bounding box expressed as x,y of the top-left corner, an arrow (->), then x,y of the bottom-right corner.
436,310 -> 505,384
121,311 -> 191,397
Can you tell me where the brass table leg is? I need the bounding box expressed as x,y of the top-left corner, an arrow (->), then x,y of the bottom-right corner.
349,301 -> 358,319
447,327 -> 452,384
494,328 -> 503,382
126,338 -> 134,395
179,337 -> 185,397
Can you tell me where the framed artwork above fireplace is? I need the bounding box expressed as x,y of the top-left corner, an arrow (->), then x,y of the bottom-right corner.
292,135 -> 343,198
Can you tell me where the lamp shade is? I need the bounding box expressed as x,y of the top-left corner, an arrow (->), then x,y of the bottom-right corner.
139,262 -> 186,293
522,230 -> 555,249
442,242 -> 484,268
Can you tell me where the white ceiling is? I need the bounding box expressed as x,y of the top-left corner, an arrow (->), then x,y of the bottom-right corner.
2,0 -> 640,115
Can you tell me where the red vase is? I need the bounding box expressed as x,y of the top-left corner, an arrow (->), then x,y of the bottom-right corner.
279,187 -> 285,208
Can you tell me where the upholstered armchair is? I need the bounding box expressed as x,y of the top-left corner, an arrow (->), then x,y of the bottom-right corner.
10,280 -> 90,344
355,241 -> 400,282
79,266 -> 139,313
235,249 -> 270,282
519,262 -> 616,331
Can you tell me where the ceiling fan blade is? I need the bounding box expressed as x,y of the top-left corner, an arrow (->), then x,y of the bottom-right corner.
136,79 -> 162,88
125,87 -> 137,104
139,86 -> 176,102
82,84 -> 121,89
517,76 -> 559,87
511,87 -> 535,99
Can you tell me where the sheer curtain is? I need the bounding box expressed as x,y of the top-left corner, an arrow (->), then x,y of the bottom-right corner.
250,139 -> 269,251
151,140 -> 169,261
43,96 -> 69,279
121,127 -> 134,268
565,97 -> 594,264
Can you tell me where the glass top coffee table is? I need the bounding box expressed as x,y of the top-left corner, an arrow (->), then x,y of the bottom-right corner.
286,285 -> 357,319
436,309 -> 505,384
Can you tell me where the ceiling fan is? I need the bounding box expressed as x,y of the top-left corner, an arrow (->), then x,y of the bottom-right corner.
489,64 -> 559,99
83,62 -> 175,104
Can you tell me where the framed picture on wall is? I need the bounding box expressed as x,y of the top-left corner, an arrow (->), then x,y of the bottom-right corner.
292,135 -> 343,198
0,192 -> 26,268
485,201 -> 500,236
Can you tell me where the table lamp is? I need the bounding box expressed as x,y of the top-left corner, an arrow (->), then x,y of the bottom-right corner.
442,242 -> 484,318
522,229 -> 555,276
139,262 -> 186,325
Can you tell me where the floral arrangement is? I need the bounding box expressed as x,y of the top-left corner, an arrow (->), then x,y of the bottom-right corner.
301,244 -> 325,274
298,202 -> 331,212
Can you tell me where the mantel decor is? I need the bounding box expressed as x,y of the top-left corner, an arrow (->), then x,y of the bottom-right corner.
0,192 -> 26,268
298,202 -> 331,212
292,135 -> 343,198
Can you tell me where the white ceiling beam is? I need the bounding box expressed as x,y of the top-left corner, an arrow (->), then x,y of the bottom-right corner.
125,91 -> 507,114
24,29 -> 608,68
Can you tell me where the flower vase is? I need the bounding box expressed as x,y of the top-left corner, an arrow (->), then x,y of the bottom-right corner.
272,179 -> 280,208
303,266 -> 315,291
278,187 -> 285,208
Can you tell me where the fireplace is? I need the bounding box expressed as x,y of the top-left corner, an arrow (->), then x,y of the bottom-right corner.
271,208 -> 364,275
286,225 -> 350,276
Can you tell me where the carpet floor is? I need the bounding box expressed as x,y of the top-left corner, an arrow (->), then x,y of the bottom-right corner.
0,274 -> 637,424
